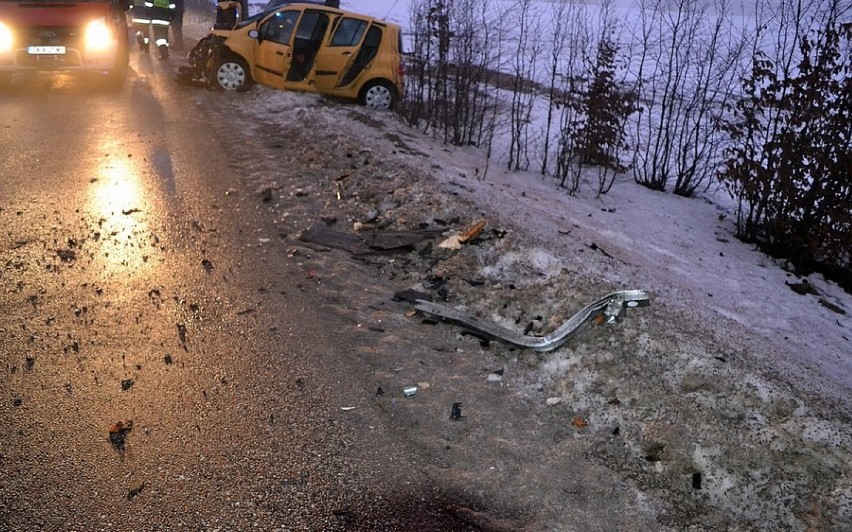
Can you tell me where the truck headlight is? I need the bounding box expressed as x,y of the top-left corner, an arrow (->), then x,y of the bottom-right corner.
0,22 -> 13,53
85,19 -> 114,52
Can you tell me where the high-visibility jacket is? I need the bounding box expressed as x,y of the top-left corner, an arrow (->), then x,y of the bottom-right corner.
146,0 -> 176,26
131,0 -> 151,24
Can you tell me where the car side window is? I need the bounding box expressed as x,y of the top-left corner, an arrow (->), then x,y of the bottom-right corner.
294,11 -> 330,43
259,10 -> 300,45
329,18 -> 367,47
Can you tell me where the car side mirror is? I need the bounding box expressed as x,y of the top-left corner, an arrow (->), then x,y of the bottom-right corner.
248,29 -> 259,39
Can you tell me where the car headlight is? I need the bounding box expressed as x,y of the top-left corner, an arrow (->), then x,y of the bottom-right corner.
85,19 -> 114,51
0,22 -> 14,53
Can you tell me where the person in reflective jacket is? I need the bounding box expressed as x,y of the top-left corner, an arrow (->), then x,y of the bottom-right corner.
131,0 -> 152,54
146,0 -> 176,59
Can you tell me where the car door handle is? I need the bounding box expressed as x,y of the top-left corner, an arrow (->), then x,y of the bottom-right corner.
342,51 -> 352,56
276,51 -> 284,56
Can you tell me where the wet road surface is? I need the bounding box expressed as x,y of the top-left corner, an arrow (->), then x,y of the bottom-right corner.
0,49 -> 479,531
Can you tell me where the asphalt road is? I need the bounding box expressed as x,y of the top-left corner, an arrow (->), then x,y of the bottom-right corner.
0,49 -> 478,531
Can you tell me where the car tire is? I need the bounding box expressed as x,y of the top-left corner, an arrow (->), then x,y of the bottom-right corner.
216,54 -> 252,92
360,81 -> 396,110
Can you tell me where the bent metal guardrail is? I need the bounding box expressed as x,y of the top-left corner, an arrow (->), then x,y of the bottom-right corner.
414,289 -> 650,352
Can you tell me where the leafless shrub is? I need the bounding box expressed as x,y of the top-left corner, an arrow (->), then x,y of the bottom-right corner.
629,0 -> 746,196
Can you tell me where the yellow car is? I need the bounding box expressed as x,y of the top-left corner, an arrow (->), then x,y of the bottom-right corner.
180,2 -> 403,110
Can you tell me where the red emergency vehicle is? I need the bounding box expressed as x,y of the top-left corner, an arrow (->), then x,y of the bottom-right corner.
0,0 -> 130,84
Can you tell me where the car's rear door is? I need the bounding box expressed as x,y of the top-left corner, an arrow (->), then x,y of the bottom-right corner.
309,14 -> 370,92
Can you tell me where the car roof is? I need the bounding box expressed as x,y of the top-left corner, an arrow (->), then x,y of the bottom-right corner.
261,2 -> 400,29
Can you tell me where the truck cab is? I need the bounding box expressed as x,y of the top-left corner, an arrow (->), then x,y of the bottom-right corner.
0,0 -> 130,85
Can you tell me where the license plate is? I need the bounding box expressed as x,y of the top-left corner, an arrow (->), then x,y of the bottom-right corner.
28,46 -> 66,55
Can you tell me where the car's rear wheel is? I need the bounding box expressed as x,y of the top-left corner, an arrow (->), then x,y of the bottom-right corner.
360,81 -> 395,110
216,55 -> 252,92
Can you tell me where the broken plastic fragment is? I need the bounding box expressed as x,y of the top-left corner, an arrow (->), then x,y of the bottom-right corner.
403,386 -> 417,397
414,290 -> 650,352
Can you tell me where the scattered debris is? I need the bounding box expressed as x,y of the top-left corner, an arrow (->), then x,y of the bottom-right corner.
588,242 -> 613,258
692,472 -> 703,490
121,208 -> 140,215
786,279 -> 818,295
127,482 -> 146,501
392,289 -> 431,304
12,398 -> 22,407
56,249 -> 76,262
572,416 -> 588,428
438,219 -> 487,250
450,402 -> 464,420
376,387 -> 384,396
164,354 -> 173,365
403,386 -> 418,397
546,397 -> 562,406
818,298 -> 846,315
486,372 -> 503,383
201,259 -> 214,273
25,356 -> 34,370
341,406 -> 356,411
299,223 -> 442,254
109,420 -> 133,452
258,186 -> 275,202
415,290 -> 650,352
121,379 -> 134,391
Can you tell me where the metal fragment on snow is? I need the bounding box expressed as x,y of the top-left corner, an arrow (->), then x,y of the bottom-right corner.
414,290 -> 650,353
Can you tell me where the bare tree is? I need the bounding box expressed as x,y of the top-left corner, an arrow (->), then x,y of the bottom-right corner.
402,0 -> 504,150
629,0 -> 746,196
507,0 -> 543,172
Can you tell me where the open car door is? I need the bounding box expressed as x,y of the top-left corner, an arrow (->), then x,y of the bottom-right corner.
253,8 -> 300,89
309,14 -> 377,92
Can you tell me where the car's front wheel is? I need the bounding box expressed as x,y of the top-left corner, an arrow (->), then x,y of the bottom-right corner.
360,81 -> 396,110
216,55 -> 252,92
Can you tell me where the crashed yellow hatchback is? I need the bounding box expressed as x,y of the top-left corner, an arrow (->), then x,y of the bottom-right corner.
178,2 -> 404,110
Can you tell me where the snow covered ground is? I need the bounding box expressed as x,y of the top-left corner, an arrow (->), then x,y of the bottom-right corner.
343,0 -> 852,393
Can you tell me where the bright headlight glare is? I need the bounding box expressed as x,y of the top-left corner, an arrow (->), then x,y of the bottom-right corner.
0,22 -> 13,53
85,18 -> 113,51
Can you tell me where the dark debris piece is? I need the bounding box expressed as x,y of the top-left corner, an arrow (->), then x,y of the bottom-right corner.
25,357 -> 35,370
56,249 -> 77,262
201,259 -> 214,273
692,472 -> 703,489
109,420 -> 133,452
127,482 -> 146,501
121,379 -> 134,391
392,288 -> 431,304
164,354 -> 173,365
786,279 -> 818,295
818,298 -> 846,315
450,402 -> 464,420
